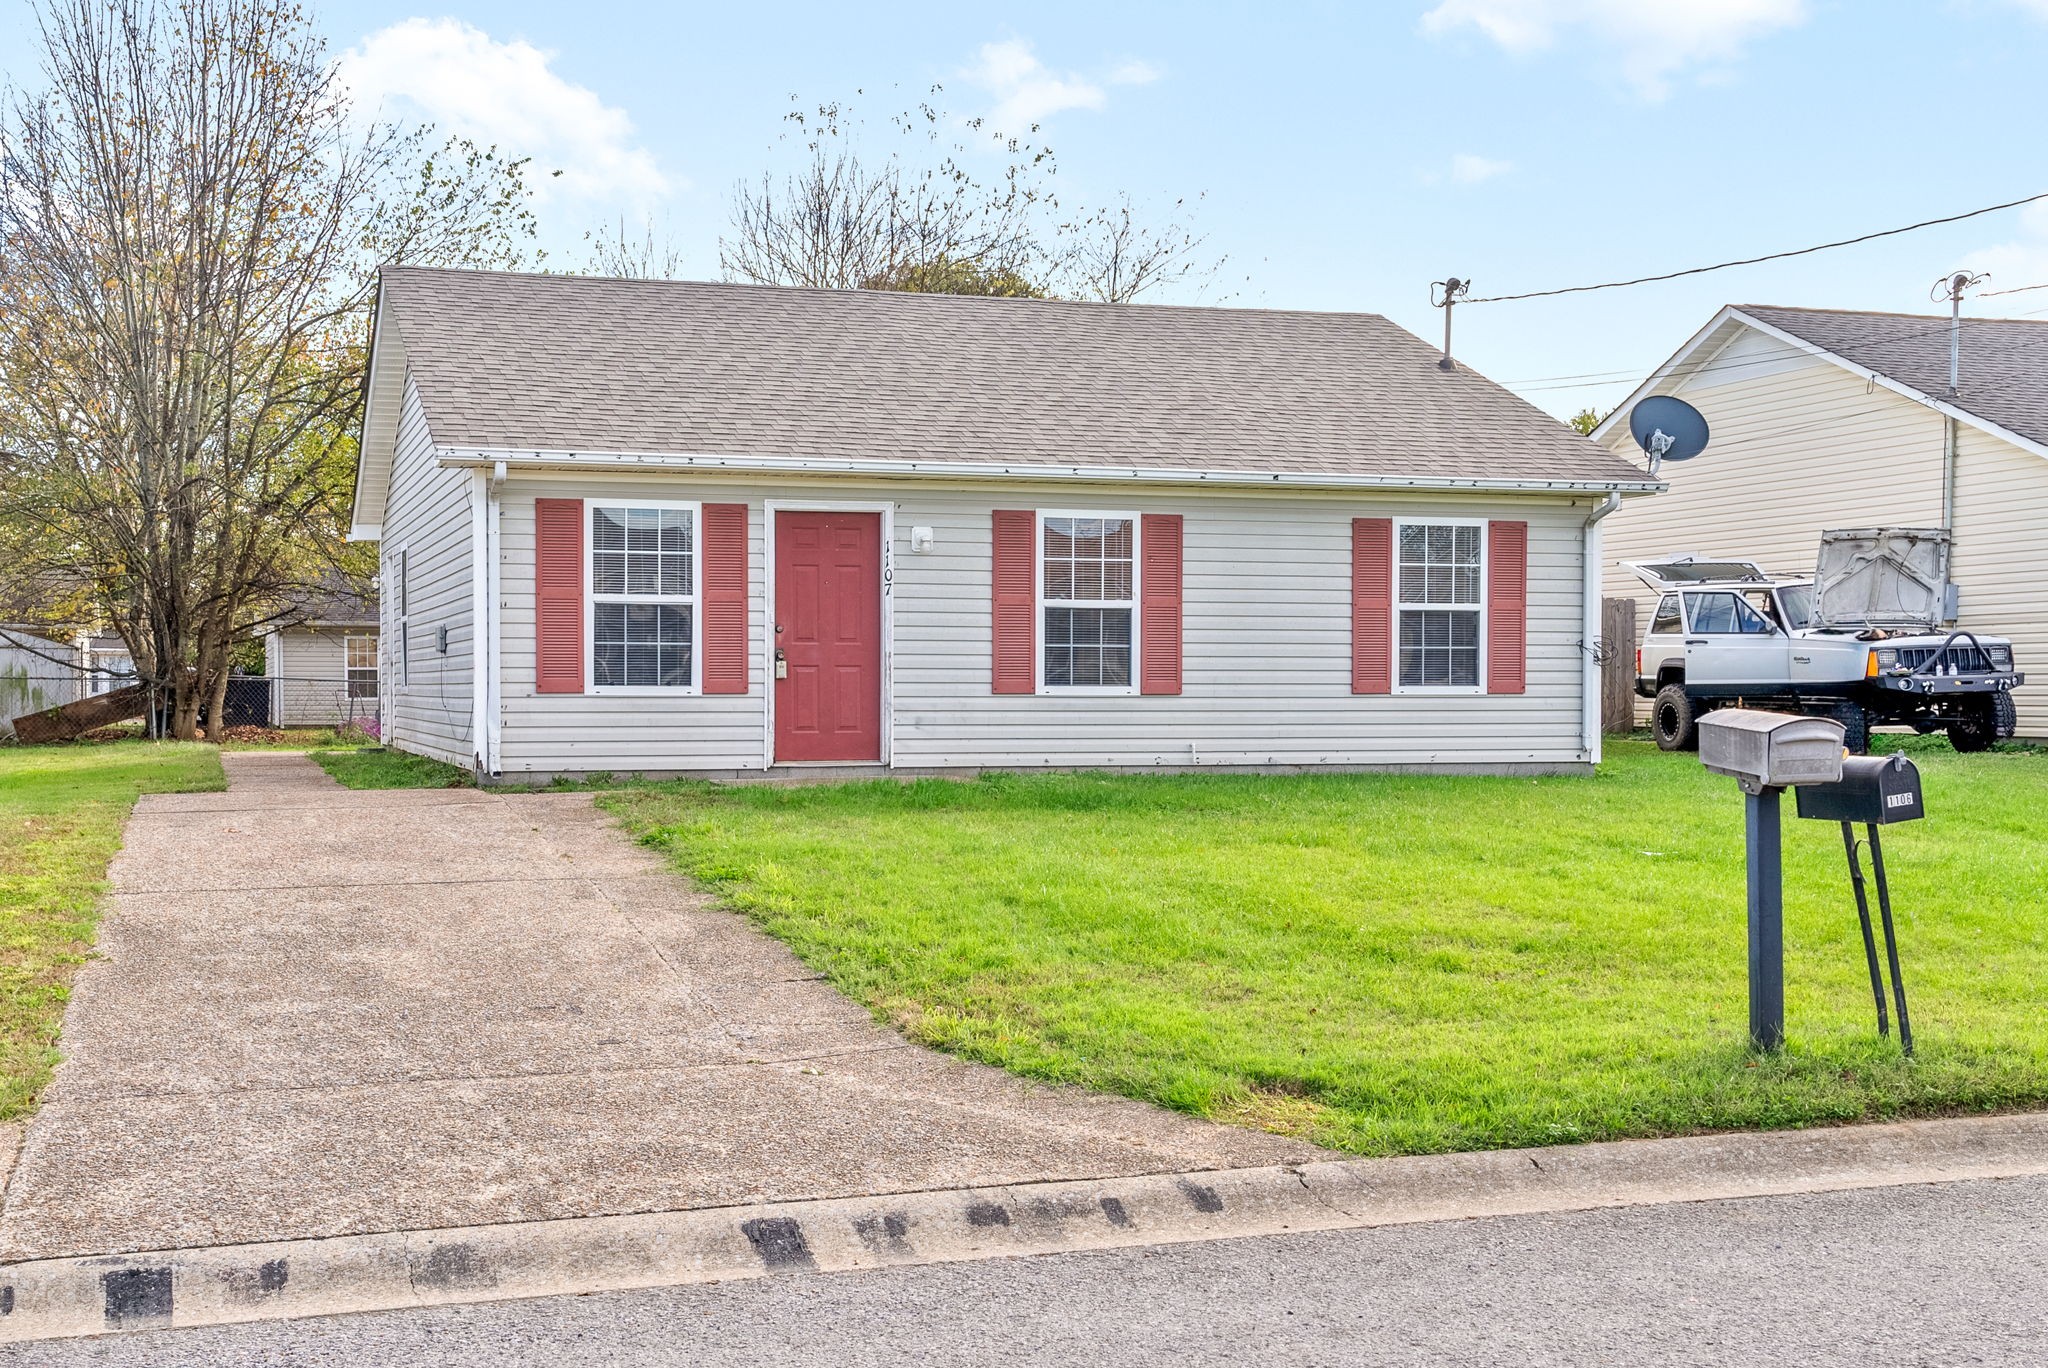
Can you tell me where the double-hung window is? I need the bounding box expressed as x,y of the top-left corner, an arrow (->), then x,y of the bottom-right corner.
589,502 -> 697,690
1396,521 -> 1484,690
344,634 -> 379,699
1041,513 -> 1137,690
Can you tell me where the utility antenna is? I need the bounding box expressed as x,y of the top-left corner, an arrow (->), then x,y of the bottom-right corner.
1930,270 -> 1988,393
1430,277 -> 1470,371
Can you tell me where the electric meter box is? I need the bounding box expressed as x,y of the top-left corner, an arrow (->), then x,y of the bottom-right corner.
1697,710 -> 1847,793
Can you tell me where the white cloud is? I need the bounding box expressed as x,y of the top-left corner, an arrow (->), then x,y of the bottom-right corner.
1449,152 -> 1512,184
1420,0 -> 1808,100
961,39 -> 1160,135
337,18 -> 670,206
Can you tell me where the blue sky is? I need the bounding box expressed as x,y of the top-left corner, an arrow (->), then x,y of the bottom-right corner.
5,0 -> 2047,418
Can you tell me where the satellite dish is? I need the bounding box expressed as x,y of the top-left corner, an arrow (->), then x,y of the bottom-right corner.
1628,395 -> 1709,476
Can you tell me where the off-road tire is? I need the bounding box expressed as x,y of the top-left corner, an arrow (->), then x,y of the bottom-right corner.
1947,693 -> 2016,753
1653,683 -> 1700,752
1827,700 -> 1871,755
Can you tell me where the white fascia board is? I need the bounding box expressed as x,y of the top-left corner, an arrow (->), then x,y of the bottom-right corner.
435,447 -> 1665,495
352,286 -> 399,532
348,523 -> 382,542
1587,306 -> 1745,446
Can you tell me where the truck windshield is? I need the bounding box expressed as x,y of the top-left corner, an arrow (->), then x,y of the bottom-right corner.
1777,585 -> 1816,629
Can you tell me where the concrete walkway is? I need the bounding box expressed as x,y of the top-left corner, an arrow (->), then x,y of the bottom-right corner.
0,752 -> 1313,1264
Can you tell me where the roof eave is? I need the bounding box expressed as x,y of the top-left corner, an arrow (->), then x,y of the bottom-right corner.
434,446 -> 1664,495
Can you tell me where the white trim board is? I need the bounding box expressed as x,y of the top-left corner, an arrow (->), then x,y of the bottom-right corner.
438,448 -> 1662,496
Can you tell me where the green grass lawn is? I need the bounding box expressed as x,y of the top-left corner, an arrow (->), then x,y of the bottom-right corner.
603,740 -> 2048,1156
312,747 -> 472,788
0,741 -> 223,1119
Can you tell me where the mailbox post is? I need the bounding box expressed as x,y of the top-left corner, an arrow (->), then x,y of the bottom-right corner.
1697,711 -> 1847,1052
1796,753 -> 1925,1056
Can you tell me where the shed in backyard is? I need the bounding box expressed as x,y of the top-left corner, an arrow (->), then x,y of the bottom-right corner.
351,267 -> 1659,782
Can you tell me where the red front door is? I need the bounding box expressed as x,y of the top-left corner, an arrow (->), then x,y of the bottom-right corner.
774,511 -> 883,762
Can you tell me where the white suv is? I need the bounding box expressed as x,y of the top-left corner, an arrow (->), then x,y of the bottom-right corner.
1631,529 -> 2022,753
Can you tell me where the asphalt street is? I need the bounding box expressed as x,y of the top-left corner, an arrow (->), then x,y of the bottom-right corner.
17,1173 -> 2047,1367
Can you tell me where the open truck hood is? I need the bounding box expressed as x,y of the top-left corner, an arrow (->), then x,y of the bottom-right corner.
1813,528 -> 1951,630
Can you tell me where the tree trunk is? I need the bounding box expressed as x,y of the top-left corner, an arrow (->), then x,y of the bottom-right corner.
205,665 -> 230,740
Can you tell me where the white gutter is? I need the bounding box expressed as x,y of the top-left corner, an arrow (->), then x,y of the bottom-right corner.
435,447 -> 1664,495
1581,492 -> 1623,765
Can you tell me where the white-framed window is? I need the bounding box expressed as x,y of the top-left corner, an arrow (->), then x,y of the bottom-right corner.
1039,511 -> 1139,692
344,633 -> 379,699
393,547 -> 409,688
588,501 -> 699,692
1396,521 -> 1485,691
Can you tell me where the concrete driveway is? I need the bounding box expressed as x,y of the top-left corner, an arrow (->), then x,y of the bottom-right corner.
0,753 -> 1312,1263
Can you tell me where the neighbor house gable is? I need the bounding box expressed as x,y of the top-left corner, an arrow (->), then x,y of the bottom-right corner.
1592,305 -> 2048,465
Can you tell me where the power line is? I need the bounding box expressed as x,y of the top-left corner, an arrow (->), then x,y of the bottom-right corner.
1981,280 -> 2048,297
1460,191 -> 2048,305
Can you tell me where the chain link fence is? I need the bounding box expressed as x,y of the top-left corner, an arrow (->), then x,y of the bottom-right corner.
220,676 -> 379,730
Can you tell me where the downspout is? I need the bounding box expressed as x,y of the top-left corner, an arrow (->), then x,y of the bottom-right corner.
486,460 -> 506,779
1581,492 -> 1623,765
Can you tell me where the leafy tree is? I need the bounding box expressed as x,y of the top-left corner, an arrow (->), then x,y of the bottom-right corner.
1569,407 -> 1609,437
0,0 -> 540,737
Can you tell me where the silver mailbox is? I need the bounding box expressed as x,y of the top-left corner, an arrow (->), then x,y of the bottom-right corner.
1698,710 -> 1846,794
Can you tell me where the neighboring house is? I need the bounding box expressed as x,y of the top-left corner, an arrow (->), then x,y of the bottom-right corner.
262,585 -> 380,726
349,267 -> 1658,783
1594,304 -> 2048,734
75,634 -> 134,696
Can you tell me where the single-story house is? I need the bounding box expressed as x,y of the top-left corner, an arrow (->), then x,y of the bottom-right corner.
261,584 -> 380,726
349,267 -> 1659,783
1593,304 -> 2048,733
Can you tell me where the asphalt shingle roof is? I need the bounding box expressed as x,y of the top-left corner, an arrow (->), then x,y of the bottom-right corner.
1740,304 -> 2048,450
377,267 -> 1647,487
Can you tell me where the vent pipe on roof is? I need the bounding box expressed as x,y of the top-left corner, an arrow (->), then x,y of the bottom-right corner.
1430,277 -> 1469,371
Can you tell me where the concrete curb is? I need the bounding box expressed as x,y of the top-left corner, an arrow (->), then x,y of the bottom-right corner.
4,1111 -> 2045,1343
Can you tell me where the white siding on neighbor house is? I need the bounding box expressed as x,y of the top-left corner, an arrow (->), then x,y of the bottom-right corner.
1600,347 -> 1947,616
265,627 -> 378,726
490,472 -> 1599,778
379,375 -> 476,766
1952,426 -> 2048,733
1598,322 -> 2048,733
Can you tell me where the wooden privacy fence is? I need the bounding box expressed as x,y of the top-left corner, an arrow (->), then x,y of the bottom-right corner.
1600,597 -> 1638,735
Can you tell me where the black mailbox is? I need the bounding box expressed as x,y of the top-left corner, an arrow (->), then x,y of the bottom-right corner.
1795,753 -> 1924,825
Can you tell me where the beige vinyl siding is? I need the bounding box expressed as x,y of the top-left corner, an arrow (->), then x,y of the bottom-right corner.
1601,347 -> 1946,612
1952,426 -> 2048,734
268,627 -> 377,725
493,473 -> 1596,777
381,375 -> 476,766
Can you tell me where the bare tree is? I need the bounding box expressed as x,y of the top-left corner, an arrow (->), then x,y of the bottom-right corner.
0,0 -> 539,738
719,94 -> 1054,294
1052,194 -> 1221,304
585,215 -> 688,280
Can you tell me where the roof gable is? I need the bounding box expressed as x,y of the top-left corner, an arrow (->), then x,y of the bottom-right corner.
352,267 -> 1651,506
1592,304 -> 2048,462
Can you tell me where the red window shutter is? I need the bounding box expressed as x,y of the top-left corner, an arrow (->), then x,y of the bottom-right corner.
1140,513 -> 1183,695
1487,520 -> 1529,694
991,510 -> 1037,694
702,503 -> 749,694
1352,518 -> 1393,694
534,498 -> 585,694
